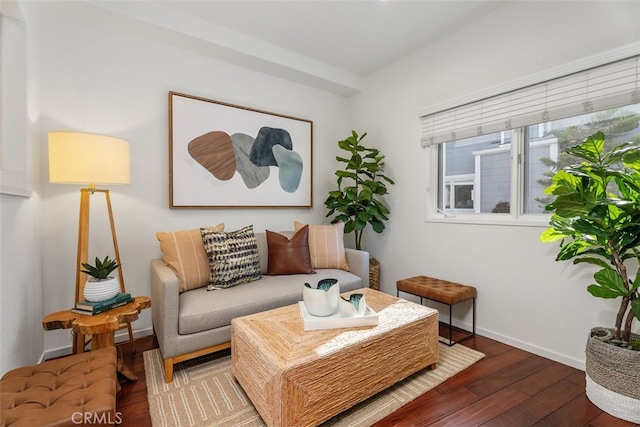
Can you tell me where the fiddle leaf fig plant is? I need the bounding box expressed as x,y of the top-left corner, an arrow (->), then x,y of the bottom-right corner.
325,131 -> 394,251
540,131 -> 640,343
81,256 -> 120,280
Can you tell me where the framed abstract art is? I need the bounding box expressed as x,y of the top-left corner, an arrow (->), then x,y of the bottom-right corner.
169,91 -> 313,208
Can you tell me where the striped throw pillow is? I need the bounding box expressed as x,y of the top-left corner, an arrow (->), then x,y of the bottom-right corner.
156,223 -> 225,292
294,221 -> 350,271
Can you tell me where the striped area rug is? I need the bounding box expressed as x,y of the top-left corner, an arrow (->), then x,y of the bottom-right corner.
144,342 -> 484,427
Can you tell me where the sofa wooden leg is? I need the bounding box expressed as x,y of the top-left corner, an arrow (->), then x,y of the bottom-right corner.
164,358 -> 174,383
161,343 -> 232,383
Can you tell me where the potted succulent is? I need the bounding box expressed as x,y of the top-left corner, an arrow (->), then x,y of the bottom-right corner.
324,131 -> 394,289
81,256 -> 121,302
540,131 -> 640,422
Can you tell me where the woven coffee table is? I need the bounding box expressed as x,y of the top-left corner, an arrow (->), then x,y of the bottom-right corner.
231,287 -> 438,427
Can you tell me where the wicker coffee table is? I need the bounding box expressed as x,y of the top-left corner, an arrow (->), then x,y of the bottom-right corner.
231,288 -> 438,427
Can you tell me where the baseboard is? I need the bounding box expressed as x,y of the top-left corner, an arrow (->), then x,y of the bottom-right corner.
430,308 -> 585,371
474,326 -> 585,371
40,327 -> 154,363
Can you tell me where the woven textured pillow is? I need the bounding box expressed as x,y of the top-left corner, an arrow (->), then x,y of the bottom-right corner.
201,225 -> 262,289
294,221 -> 350,271
266,225 -> 315,275
156,223 -> 224,292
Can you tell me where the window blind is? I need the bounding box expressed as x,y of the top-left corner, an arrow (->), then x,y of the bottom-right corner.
420,55 -> 640,147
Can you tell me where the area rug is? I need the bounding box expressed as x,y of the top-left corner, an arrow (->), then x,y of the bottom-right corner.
144,343 -> 484,427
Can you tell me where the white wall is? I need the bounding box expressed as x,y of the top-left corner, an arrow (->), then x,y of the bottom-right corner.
0,194 -> 43,371
0,0 -> 43,374
350,1 -> 640,369
22,1 -> 350,357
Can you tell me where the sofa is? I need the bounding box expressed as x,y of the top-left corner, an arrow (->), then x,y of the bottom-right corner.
151,223 -> 370,383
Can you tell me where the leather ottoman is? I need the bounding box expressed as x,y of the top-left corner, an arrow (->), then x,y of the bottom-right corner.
397,275 -> 476,346
1,347 -> 118,427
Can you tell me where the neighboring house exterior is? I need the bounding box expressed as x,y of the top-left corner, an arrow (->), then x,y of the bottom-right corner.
441,130 -> 557,214
440,106 -> 640,215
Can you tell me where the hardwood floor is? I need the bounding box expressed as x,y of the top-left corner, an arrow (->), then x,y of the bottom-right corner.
115,330 -> 638,427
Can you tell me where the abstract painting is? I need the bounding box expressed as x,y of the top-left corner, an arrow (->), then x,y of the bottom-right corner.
169,92 -> 313,208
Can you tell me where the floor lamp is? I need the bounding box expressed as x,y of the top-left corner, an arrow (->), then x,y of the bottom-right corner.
48,131 -> 132,354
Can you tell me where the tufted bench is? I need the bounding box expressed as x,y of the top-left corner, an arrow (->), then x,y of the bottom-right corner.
0,347 -> 118,427
397,275 -> 476,346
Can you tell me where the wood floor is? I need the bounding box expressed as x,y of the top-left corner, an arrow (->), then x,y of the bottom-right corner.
115,330 -> 638,427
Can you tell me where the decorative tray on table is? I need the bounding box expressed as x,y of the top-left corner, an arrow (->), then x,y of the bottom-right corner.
298,302 -> 379,331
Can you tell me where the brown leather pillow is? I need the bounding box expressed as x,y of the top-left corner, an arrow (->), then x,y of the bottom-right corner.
266,225 -> 315,275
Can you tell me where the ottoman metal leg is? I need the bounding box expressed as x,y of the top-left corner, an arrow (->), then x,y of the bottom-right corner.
397,276 -> 477,347
441,297 -> 475,346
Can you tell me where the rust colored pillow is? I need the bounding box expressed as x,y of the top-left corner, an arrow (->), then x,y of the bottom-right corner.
156,223 -> 225,292
266,225 -> 315,275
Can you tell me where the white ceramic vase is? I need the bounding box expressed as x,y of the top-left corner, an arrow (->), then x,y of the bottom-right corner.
303,280 -> 340,316
84,276 -> 120,302
339,293 -> 367,317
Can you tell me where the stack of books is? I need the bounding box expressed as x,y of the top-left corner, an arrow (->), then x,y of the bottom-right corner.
72,292 -> 134,316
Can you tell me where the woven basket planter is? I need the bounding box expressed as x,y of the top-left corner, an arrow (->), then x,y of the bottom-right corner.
585,327 -> 640,423
369,258 -> 380,290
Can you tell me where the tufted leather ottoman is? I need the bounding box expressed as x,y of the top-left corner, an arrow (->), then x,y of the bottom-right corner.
397,275 -> 476,346
1,347 -> 118,427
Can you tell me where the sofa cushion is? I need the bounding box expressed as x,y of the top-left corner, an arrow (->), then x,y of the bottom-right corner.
266,226 -> 315,275
178,269 -> 363,335
156,223 -> 225,292
201,225 -> 262,289
294,221 -> 350,271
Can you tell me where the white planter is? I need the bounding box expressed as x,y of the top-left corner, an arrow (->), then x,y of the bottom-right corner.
586,375 -> 640,423
84,276 -> 120,302
585,327 -> 640,423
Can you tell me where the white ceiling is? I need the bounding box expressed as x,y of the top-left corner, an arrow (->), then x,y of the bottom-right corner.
90,0 -> 510,94
158,1 -> 509,76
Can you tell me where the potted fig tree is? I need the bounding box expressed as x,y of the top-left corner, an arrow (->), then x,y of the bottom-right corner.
324,131 -> 394,289
540,131 -> 640,423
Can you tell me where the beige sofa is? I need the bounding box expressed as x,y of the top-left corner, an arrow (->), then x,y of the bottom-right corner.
151,229 -> 369,382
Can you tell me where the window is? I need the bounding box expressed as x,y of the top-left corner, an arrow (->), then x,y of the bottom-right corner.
421,53 -> 640,223
439,131 -> 512,214
433,105 -> 640,219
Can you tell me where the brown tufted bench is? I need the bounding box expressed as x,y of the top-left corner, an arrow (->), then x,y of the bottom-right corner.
397,275 -> 476,346
0,347 -> 118,427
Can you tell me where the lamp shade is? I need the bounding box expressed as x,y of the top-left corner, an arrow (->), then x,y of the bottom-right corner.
48,131 -> 130,185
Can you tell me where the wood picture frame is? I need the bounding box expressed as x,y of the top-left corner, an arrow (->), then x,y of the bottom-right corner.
168,91 -> 313,208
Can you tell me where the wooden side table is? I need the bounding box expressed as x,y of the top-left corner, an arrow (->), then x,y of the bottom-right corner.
43,296 -> 151,380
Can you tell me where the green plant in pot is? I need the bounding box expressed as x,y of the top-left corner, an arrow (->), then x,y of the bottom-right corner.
325,131 -> 394,289
540,131 -> 640,422
81,256 -> 121,302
